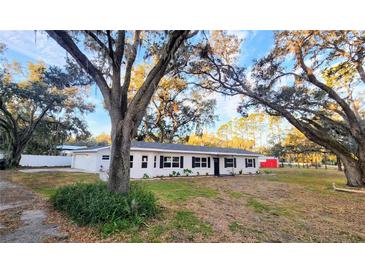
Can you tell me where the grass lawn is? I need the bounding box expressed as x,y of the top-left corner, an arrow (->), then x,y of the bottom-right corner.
2,171 -> 99,198
2,167 -> 365,242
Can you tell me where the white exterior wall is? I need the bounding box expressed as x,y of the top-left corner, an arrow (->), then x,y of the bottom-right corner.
72,147 -> 259,178
154,152 -> 213,177
19,154 -> 72,167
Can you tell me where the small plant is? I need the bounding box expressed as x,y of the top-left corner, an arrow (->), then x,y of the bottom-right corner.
143,173 -> 150,179
169,171 -> 180,177
183,169 -> 192,176
239,170 -> 243,175
205,172 -> 209,176
196,172 -> 200,176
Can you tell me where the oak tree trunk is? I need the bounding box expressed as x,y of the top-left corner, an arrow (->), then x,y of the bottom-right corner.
340,155 -> 365,187
107,118 -> 133,193
4,142 -> 24,168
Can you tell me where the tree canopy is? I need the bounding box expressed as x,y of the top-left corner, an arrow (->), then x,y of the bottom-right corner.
0,53 -> 94,166
47,30 -> 196,192
192,30 -> 365,186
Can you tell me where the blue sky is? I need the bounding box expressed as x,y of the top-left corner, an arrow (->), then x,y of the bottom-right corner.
0,30 -> 274,136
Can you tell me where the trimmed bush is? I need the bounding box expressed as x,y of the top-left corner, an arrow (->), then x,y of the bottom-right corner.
50,182 -> 157,235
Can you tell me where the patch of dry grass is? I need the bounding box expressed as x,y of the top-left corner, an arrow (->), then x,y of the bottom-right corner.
2,168 -> 365,242
3,170 -> 99,197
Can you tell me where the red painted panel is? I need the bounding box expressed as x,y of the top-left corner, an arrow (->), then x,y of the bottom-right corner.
260,159 -> 278,168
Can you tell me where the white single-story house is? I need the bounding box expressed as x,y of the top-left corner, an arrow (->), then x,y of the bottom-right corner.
71,141 -> 261,178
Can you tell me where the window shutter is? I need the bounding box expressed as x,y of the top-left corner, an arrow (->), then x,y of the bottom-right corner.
208,157 -> 211,168
192,156 -> 195,168
234,158 -> 237,168
180,156 -> 184,168
160,156 -> 164,168
245,158 -> 247,168
253,159 -> 256,168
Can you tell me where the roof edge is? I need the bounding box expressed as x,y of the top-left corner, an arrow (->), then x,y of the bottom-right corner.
71,145 -> 260,157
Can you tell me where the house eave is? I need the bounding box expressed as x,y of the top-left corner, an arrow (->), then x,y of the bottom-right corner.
71,146 -> 260,157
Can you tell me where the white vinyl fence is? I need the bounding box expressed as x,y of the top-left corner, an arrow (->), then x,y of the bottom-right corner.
19,154 -> 72,167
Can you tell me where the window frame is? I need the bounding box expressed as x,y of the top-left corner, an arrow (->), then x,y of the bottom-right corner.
201,157 -> 207,168
195,157 -> 201,168
163,156 -> 181,168
224,158 -> 234,168
193,157 -> 210,168
130,155 -> 134,168
172,156 -> 180,168
141,155 -> 148,169
163,156 -> 172,168
101,155 -> 110,160
246,158 -> 254,168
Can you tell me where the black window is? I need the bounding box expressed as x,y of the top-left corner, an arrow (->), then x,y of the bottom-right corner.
224,158 -> 234,168
195,157 -> 201,168
245,158 -> 254,168
201,157 -> 207,168
154,156 -> 157,168
163,156 -> 171,168
193,157 -> 210,168
142,155 -> 148,168
172,157 -> 180,167
162,156 -> 181,168
102,155 -> 110,160
130,155 -> 133,168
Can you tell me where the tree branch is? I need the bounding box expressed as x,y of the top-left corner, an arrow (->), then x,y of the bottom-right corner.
46,30 -> 112,109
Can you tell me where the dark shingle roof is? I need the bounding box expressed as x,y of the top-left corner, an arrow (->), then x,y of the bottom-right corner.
131,141 -> 259,156
72,141 -> 259,156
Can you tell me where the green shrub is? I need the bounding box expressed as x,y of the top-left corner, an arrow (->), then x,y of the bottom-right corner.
183,169 -> 192,176
50,182 -> 157,236
143,173 -> 150,179
169,171 -> 181,177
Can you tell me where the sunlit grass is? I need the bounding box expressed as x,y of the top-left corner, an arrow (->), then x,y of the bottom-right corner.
141,180 -> 218,202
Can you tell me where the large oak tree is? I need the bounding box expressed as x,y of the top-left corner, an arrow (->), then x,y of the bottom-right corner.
46,31 -> 194,193
0,60 -> 93,167
193,30 -> 365,187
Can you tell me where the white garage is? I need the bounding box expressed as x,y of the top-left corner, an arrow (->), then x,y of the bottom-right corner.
72,153 -> 98,173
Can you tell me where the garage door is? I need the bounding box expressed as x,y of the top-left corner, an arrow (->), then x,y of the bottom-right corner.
73,154 -> 96,172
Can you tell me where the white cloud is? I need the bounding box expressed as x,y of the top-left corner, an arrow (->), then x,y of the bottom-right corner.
0,30 -> 66,65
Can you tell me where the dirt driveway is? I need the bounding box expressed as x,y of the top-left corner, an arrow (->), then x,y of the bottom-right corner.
0,180 -> 67,242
